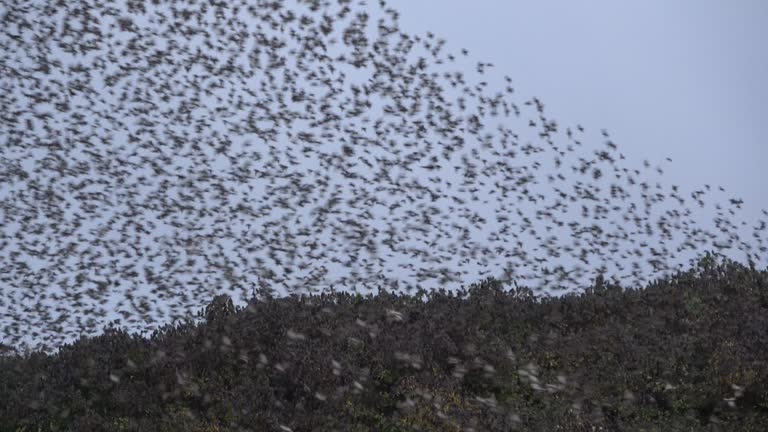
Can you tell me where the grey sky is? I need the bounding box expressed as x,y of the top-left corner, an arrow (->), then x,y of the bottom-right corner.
1,0 -> 766,353
388,0 -> 768,217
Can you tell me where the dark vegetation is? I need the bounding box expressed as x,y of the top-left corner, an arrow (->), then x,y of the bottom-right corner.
1,254 -> 767,431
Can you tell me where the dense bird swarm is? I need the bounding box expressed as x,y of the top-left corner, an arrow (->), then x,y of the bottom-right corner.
1,0 -> 765,353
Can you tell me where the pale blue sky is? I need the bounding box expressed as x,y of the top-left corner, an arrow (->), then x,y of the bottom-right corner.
388,0 -> 768,217
2,0 -> 767,352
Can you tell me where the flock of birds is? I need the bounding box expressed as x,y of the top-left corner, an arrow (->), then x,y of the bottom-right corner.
1,0 -> 765,353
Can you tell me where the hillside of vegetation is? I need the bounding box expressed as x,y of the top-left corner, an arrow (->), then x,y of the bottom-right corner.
1,253 -> 766,431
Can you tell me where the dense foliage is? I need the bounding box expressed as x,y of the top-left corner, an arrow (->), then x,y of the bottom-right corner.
1,254 -> 767,431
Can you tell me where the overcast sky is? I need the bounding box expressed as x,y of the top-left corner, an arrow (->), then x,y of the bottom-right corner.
2,0 -> 767,352
388,0 -> 768,217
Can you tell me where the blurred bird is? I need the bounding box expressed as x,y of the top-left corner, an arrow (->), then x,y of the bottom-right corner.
0,0 -> 763,354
